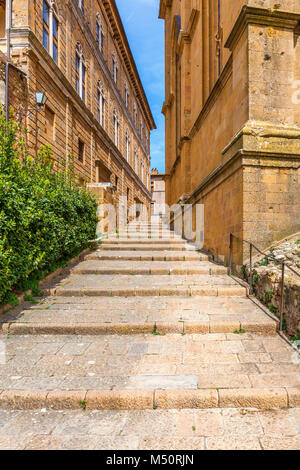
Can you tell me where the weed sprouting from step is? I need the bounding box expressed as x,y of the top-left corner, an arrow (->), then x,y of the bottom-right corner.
153,404 -> 158,410
192,426 -> 196,432
79,400 -> 87,411
152,324 -> 161,336
234,328 -> 246,335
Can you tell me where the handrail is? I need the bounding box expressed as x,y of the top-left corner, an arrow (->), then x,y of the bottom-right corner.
229,233 -> 300,332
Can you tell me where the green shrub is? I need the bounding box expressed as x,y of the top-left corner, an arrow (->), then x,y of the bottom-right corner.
0,109 -> 97,304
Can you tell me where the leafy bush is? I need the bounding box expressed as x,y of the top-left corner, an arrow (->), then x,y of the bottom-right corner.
0,109 -> 97,304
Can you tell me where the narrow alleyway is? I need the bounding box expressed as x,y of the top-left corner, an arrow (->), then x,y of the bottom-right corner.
0,223 -> 299,450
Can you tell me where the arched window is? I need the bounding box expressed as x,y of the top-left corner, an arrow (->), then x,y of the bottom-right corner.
112,53 -> 118,84
96,13 -> 104,53
124,82 -> 129,108
113,109 -> 119,147
43,1 -> 59,63
97,80 -> 105,127
133,103 -> 137,128
75,42 -> 86,101
146,132 -> 149,154
125,129 -> 130,162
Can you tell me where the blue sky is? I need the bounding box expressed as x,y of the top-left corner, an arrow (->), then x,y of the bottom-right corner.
115,0 -> 165,172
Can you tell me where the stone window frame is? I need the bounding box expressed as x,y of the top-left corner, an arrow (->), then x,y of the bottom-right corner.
112,52 -> 118,85
134,146 -> 138,174
42,0 -> 59,64
125,129 -> 130,163
97,79 -> 105,127
140,158 -> 144,183
75,41 -> 86,102
124,82 -> 129,108
140,119 -> 143,141
113,108 -> 119,147
133,102 -> 137,128
96,12 -> 104,54
145,132 -> 149,155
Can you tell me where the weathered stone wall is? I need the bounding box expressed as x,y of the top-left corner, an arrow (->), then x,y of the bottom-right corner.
250,268 -> 300,337
160,1 -> 300,263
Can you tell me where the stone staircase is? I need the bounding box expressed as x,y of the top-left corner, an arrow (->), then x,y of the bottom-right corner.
0,222 -> 299,412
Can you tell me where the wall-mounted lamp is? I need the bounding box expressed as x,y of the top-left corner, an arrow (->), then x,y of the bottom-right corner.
35,92 -> 48,107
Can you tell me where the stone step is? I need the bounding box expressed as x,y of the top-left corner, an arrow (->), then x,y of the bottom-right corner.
53,274 -> 246,297
0,296 -> 277,336
102,239 -> 184,245
86,251 -> 209,261
71,260 -> 227,276
100,244 -> 196,251
0,333 -> 297,410
109,233 -> 181,238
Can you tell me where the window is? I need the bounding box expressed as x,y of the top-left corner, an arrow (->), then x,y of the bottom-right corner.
146,132 -> 149,153
44,106 -> 55,141
96,13 -> 104,53
97,80 -> 105,127
78,0 -> 84,14
43,1 -> 59,63
133,103 -> 137,127
78,139 -> 84,163
113,109 -> 119,147
140,120 -> 143,140
140,159 -> 144,183
125,130 -> 130,162
124,83 -> 129,108
134,147 -> 138,173
75,42 -> 86,101
115,175 -> 119,189
112,54 -> 118,84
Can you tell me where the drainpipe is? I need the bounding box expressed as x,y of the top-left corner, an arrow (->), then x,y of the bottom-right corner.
6,0 -> 12,60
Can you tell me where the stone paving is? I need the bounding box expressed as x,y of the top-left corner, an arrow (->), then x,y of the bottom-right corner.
0,222 -> 299,449
0,408 -> 299,450
0,333 -> 298,393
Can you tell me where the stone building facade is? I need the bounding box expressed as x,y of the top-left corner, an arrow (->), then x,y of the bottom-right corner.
151,168 -> 166,222
159,0 -> 300,264
0,0 -> 155,216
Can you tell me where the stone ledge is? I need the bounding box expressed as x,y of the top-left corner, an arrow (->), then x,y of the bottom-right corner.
0,388 -> 295,410
0,320 -> 277,336
218,388 -> 288,409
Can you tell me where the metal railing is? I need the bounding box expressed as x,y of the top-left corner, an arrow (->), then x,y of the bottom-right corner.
229,233 -> 300,332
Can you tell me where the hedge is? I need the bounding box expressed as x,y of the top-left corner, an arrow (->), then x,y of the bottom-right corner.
0,109 -> 97,304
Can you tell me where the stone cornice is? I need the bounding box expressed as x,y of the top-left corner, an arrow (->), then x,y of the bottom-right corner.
159,0 -> 173,20
225,5 -> 300,50
188,148 -> 300,203
222,120 -> 300,159
161,92 -> 174,115
19,30 -> 151,200
101,0 -> 156,130
178,9 -> 200,56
